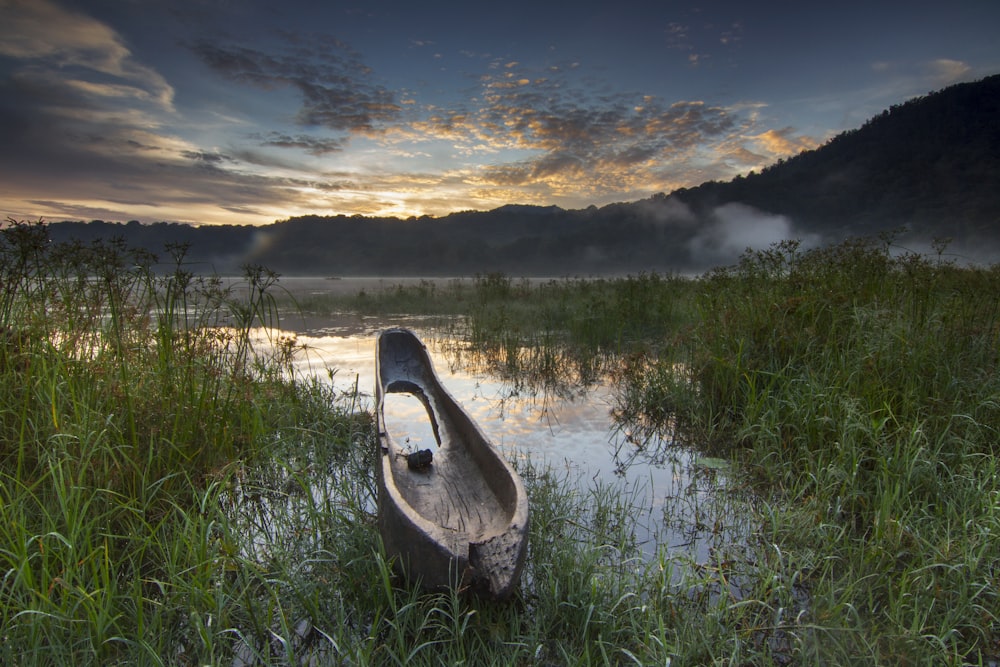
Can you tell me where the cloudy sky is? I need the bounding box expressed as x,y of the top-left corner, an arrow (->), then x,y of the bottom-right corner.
1,0 -> 997,226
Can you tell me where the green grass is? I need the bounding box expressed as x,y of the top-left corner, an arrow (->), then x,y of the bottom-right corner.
297,271 -> 698,401
325,239 -> 1000,664
0,223 -> 711,665
4,220 -> 998,665
617,237 -> 1000,664
0,221 -> 374,662
286,276 -> 475,317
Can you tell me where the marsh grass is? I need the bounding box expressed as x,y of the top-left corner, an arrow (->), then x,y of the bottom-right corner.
618,236 -> 1000,664
7,218 -> 997,665
0,221 -> 373,663
455,273 -> 697,405
0,222 -> 761,665
288,277 -> 473,318
286,271 -> 696,399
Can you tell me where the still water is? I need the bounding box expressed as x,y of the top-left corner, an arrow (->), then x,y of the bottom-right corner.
267,277 -> 751,564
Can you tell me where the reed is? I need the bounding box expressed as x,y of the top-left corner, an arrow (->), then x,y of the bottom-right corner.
447,272 -> 697,406
5,220 -> 997,664
617,236 -> 1000,663
0,221 -> 370,663
289,277 -> 474,317
0,222 -> 715,665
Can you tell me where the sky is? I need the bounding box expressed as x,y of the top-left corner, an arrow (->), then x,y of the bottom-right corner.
1,0 -> 998,226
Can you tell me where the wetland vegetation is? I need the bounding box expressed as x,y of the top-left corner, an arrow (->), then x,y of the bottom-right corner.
2,220 -> 998,665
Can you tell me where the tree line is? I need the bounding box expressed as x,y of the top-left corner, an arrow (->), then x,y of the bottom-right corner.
42,74 -> 1000,275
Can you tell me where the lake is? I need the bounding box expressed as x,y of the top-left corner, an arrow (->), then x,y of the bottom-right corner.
261,277 -> 752,565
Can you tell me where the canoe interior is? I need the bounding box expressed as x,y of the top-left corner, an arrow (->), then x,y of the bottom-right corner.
378,330 -> 519,541
375,327 -> 529,598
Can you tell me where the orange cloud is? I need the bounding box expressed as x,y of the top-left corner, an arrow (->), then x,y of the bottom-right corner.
752,128 -> 821,158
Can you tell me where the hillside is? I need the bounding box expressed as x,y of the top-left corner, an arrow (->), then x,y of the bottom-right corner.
43,74 -> 1000,274
674,73 -> 1000,242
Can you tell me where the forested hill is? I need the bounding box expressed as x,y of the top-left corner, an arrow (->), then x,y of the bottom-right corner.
44,74 -> 1000,275
672,73 -> 1000,242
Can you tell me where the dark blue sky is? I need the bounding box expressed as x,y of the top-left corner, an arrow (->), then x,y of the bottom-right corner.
1,0 -> 998,225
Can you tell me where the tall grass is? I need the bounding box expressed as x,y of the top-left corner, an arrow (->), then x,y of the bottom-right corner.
444,272 -> 696,405
617,236 -> 1000,663
290,271 -> 697,402
0,222 -> 739,665
0,221 -> 370,662
289,277 -> 473,317
8,219 -> 995,664
464,271 -> 695,349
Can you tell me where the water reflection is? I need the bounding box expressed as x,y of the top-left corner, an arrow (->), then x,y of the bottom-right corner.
269,313 -> 752,565
441,333 -> 606,404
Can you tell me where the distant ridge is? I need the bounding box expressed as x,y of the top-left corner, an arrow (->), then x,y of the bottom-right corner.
44,74 -> 1000,274
491,204 -> 565,215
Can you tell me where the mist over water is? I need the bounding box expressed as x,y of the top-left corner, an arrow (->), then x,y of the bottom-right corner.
688,202 -> 820,266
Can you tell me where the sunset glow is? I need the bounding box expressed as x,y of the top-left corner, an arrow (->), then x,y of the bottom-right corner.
1,0 -> 997,225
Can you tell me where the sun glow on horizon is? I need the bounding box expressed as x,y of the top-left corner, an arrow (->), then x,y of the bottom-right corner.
1,0 -> 993,227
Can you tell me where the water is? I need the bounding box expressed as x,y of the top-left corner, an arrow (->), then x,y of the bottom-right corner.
259,277 -> 752,565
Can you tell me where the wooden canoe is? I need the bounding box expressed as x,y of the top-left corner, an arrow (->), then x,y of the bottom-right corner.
374,327 -> 529,599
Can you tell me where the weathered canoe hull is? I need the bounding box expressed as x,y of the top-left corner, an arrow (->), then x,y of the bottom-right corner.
375,328 -> 529,599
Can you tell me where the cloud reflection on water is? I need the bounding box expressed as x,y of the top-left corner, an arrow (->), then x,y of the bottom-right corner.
271,313 -> 752,564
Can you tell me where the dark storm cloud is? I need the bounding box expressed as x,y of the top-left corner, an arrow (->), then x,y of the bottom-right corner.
191,37 -> 401,133
0,76 -> 143,177
0,2 -> 361,224
26,200 -> 145,222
